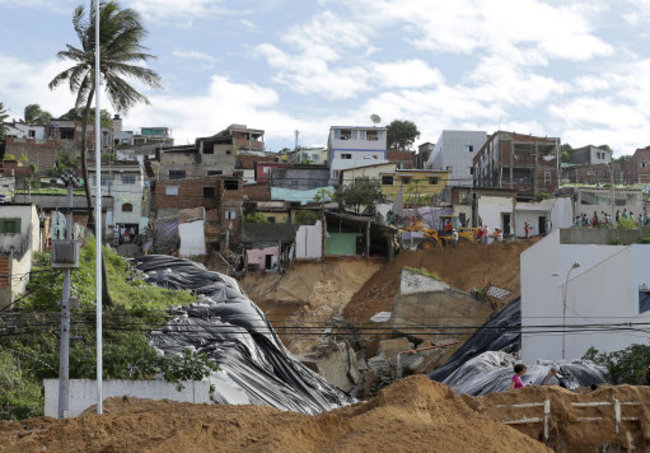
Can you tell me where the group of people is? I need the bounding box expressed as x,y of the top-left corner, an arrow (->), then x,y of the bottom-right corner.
574,209 -> 649,228
509,363 -> 598,391
475,225 -> 504,243
113,224 -> 137,245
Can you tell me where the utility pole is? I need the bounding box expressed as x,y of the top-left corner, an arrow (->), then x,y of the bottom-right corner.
57,172 -> 74,418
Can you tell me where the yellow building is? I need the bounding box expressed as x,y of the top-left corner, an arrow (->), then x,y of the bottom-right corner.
339,162 -> 397,187
381,169 -> 450,204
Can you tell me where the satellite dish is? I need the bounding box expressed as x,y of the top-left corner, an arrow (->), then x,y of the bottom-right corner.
370,114 -> 381,126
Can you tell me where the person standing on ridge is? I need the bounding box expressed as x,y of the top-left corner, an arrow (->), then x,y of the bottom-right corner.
510,364 -> 527,390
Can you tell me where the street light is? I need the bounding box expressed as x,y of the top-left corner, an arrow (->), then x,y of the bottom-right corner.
551,261 -> 581,360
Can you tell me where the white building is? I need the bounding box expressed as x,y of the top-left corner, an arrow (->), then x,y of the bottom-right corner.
89,165 -> 145,236
4,122 -> 48,140
426,130 -> 487,187
328,125 -> 387,184
521,229 -> 650,362
0,204 -> 40,309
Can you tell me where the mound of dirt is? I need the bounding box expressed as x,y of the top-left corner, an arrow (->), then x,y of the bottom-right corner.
344,239 -> 538,324
464,384 -> 650,451
240,258 -> 381,353
0,376 -> 549,452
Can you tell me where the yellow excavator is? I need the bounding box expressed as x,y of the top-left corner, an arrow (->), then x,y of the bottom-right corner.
403,215 -> 479,250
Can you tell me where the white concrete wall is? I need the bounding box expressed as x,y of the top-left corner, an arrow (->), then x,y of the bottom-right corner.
295,221 -> 322,259
90,167 -> 144,230
400,268 -> 449,294
179,220 -> 206,257
551,196 -> 574,229
43,379 -> 212,418
426,130 -> 487,187
521,230 -> 650,362
477,195 -> 513,231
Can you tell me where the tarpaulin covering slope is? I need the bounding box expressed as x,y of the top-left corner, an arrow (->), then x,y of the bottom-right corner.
429,298 -> 521,382
131,255 -> 354,414
428,298 -> 608,395
440,351 -> 608,396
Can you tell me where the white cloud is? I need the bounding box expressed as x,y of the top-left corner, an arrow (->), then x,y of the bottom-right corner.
171,49 -> 216,64
573,75 -> 611,92
0,55 -> 77,119
371,60 -> 444,88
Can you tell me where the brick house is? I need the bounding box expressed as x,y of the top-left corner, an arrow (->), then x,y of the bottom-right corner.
626,146 -> 650,184
151,175 -> 244,252
473,131 -> 560,196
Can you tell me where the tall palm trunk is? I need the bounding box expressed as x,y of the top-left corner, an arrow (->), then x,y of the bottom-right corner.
80,87 -> 113,307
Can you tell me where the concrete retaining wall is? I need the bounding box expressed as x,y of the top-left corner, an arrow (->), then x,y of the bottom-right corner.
560,226 -> 650,245
43,379 -> 212,418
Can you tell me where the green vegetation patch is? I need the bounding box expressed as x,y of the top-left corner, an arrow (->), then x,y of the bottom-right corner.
403,266 -> 441,281
0,238 -> 203,420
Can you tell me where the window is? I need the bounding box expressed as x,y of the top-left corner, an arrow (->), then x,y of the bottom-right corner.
28,130 -> 35,138
169,170 -> 186,180
225,150 -> 232,155
224,208 -> 237,219
381,175 -> 394,185
121,174 -> 136,184
207,170 -> 223,175
640,289 -> 650,314
470,167 -> 475,175
428,177 -> 438,185
121,203 -> 133,212
401,176 -> 412,184
315,181 -> 323,188
352,130 -> 365,140
101,177 -> 112,187
340,129 -> 352,140
224,179 -> 239,190
291,180 -> 298,187
341,153 -> 352,160
60,129 -> 74,139
267,216 -> 276,223
465,145 -> 474,152
366,130 -> 378,141
165,186 -> 179,196
0,218 -> 21,234
544,170 -> 551,184
203,145 -> 214,154
642,162 -> 647,168
203,187 -> 215,198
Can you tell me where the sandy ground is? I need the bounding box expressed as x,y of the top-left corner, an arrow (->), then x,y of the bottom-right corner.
465,383 -> 650,451
240,258 -> 382,353
0,376 -> 549,453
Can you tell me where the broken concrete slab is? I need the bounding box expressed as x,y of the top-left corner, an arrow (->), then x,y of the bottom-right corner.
400,268 -> 449,295
370,311 -> 392,323
377,337 -> 414,362
298,341 -> 360,393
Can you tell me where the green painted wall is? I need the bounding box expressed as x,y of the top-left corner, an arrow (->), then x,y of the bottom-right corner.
325,233 -> 361,256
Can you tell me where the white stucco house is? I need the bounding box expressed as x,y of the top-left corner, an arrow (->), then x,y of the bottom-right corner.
328,125 -> 388,185
0,204 -> 40,309
425,130 -> 487,187
521,229 -> 650,362
89,164 -> 145,236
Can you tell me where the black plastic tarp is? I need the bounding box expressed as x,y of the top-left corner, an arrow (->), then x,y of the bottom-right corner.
429,298 -> 521,382
132,255 -> 354,414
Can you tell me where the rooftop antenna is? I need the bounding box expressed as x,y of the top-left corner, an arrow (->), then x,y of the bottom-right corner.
370,114 -> 381,127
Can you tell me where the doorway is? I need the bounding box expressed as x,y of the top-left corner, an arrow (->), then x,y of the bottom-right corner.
501,213 -> 511,235
265,254 -> 273,270
538,216 -> 547,235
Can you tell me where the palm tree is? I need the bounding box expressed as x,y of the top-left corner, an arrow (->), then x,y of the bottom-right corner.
49,0 -> 162,228
49,1 -> 162,305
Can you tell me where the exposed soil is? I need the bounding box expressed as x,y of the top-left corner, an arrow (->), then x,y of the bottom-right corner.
344,239 -> 539,324
0,376 -> 549,453
464,384 -> 650,452
239,258 -> 381,353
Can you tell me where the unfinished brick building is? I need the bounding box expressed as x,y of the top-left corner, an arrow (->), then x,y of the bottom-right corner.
625,146 -> 650,184
473,131 -> 560,196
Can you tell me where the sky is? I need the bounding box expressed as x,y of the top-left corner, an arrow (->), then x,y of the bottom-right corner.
1,0 -> 650,156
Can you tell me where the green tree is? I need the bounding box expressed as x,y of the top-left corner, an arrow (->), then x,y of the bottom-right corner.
294,210 -> 320,225
386,119 -> 420,150
23,104 -> 52,125
48,0 -> 162,231
0,102 -> 9,141
335,177 -> 385,215
61,106 -> 113,127
243,212 -> 269,223
583,344 -> 650,385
